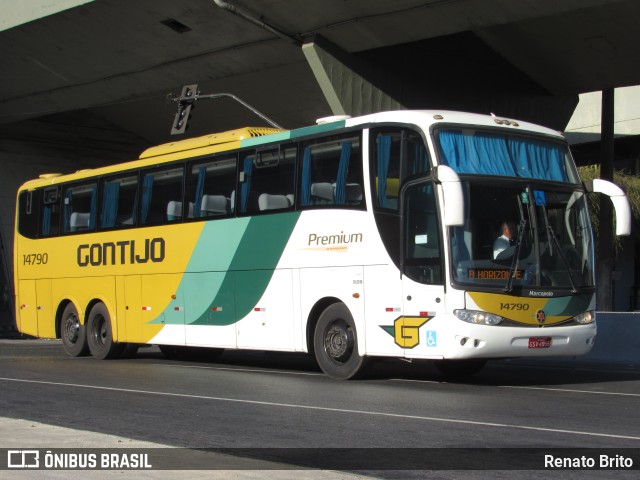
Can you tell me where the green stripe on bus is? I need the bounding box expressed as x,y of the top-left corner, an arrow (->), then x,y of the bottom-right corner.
289,121 -> 346,139
240,131 -> 292,148
544,294 -> 591,316
239,120 -> 347,149
150,213 -> 300,327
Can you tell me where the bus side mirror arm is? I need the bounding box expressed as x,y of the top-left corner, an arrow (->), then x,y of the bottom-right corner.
584,179 -> 632,236
433,165 -> 464,227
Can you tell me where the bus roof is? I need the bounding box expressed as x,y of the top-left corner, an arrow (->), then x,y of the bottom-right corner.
139,126 -> 283,159
344,110 -> 565,139
18,110 -> 565,191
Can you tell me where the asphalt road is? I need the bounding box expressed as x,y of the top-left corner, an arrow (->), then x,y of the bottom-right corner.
1,339 -> 639,479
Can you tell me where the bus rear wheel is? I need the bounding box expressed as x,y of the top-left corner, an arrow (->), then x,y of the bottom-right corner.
314,303 -> 367,380
60,303 -> 88,357
86,303 -> 123,360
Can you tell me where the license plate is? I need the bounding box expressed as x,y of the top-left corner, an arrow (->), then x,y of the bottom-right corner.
528,337 -> 552,348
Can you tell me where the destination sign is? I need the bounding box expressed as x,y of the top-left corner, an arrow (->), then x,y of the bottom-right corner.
468,268 -> 523,280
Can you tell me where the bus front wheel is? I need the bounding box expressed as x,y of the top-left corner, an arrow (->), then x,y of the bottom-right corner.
86,303 -> 123,360
314,303 -> 367,380
60,303 -> 88,357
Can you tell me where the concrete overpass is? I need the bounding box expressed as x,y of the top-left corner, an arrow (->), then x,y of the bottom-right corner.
1,0 -> 640,323
3,0 -> 640,139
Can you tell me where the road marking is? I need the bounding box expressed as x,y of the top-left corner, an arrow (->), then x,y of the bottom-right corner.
391,378 -> 640,397
498,385 -> 640,397
1,376 -> 639,441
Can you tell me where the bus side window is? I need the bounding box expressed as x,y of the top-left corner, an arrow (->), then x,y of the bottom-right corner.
300,134 -> 363,208
405,132 -> 430,178
239,146 -> 296,214
373,128 -> 430,211
100,174 -> 138,229
17,190 -> 40,239
187,155 -> 237,219
40,187 -> 61,237
62,183 -> 97,233
139,166 -> 184,225
404,183 -> 442,285
374,132 -> 401,210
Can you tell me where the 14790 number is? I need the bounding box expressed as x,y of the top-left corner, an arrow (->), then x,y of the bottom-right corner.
500,302 -> 530,311
22,253 -> 49,265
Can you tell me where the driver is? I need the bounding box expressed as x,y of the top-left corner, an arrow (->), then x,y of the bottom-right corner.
493,221 -> 516,259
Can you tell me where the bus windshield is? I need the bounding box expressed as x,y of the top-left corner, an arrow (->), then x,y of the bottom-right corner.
450,181 -> 595,292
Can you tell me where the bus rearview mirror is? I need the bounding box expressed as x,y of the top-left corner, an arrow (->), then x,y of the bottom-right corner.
434,165 -> 464,227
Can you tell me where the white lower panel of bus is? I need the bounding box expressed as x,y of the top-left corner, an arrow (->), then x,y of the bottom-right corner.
403,319 -> 596,360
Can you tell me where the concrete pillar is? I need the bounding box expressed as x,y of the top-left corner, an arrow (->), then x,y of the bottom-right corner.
597,88 -> 615,311
302,35 -> 404,117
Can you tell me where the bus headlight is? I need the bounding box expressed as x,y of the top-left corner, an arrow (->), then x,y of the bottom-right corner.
454,309 -> 503,326
574,311 -> 595,325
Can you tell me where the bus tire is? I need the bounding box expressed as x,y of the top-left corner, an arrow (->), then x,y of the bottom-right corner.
314,303 -> 367,380
60,303 -> 89,357
86,303 -> 123,360
433,359 -> 486,377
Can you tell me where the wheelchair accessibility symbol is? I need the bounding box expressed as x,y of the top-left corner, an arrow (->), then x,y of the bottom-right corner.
426,331 -> 437,347
533,190 -> 547,206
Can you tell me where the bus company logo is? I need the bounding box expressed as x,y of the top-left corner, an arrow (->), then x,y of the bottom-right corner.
536,309 -> 547,324
380,315 -> 433,349
77,238 -> 165,267
306,231 -> 363,252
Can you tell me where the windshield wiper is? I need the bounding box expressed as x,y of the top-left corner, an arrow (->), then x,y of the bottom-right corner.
539,202 -> 579,294
504,194 -> 527,293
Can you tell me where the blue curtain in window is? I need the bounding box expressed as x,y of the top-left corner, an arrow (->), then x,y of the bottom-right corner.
63,190 -> 73,232
240,156 -> 253,213
376,135 -> 392,208
334,142 -> 352,205
131,193 -> 138,225
439,130 -> 567,181
41,205 -> 51,236
301,147 -> 312,206
507,138 -> 568,182
439,131 -> 516,176
101,181 -> 120,228
438,131 -> 465,173
194,166 -> 206,217
88,185 -> 97,229
140,175 -> 154,224
411,141 -> 429,175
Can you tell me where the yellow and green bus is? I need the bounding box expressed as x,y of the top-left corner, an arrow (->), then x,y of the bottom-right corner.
14,110 -> 631,378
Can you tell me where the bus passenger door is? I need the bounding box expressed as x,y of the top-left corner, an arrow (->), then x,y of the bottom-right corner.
401,181 -> 446,357
401,276 -> 445,357
17,280 -> 38,336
